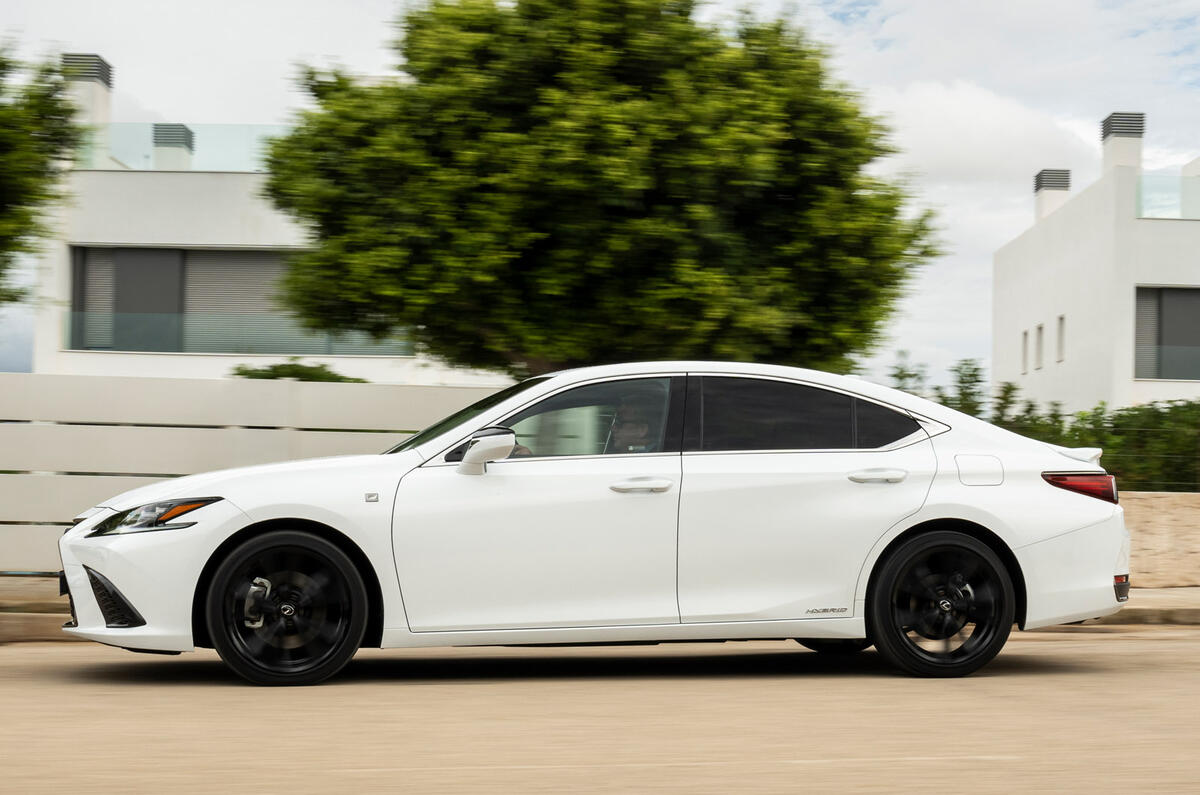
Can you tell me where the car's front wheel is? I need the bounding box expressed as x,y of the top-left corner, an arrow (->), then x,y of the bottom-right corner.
869,531 -> 1014,677
205,530 -> 368,686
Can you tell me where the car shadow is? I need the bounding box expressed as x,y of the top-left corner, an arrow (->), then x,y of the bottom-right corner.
58,643 -> 1097,686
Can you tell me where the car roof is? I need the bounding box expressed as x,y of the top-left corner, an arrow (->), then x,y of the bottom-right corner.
541,361 -> 931,414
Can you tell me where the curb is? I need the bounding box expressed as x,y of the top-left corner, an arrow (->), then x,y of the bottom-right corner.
0,613 -> 85,644
1092,607 -> 1200,625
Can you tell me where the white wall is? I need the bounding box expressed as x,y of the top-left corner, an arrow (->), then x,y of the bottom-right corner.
32,170 -> 512,387
0,373 -> 500,569
993,169 -> 1122,412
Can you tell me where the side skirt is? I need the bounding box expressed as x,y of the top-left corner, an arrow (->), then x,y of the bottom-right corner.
380,616 -> 866,650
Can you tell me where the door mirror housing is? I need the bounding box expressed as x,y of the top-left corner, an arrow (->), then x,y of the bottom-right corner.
456,427 -> 517,475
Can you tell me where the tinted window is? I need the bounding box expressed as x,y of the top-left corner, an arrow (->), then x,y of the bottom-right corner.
856,400 -> 921,448
699,377 -> 853,451
501,378 -> 673,458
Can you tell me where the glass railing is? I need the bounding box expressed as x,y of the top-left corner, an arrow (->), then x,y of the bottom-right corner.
1137,174 -> 1200,219
68,312 -> 413,356
1134,344 -> 1200,380
76,123 -> 290,172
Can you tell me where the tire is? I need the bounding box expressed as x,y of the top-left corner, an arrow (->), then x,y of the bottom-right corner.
868,531 -> 1015,678
205,530 -> 369,686
795,638 -> 873,654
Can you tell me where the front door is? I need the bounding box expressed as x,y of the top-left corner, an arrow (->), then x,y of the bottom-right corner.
393,376 -> 684,632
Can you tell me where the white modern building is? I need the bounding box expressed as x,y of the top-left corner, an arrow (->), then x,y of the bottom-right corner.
31,54 -> 509,387
993,112 -> 1200,412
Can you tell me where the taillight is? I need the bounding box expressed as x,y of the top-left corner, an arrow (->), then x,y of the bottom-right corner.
1042,472 -> 1118,504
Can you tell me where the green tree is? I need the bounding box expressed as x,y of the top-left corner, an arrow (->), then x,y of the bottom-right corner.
888,350 -> 927,396
265,0 -> 936,376
991,381 -> 1020,425
932,359 -> 987,418
0,53 -> 82,303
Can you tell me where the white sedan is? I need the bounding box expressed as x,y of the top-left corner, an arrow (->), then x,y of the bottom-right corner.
58,362 -> 1129,684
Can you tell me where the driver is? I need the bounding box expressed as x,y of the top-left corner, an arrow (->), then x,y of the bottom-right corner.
606,394 -> 661,454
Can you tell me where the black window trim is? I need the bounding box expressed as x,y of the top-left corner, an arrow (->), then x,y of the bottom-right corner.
681,373 -> 929,455
424,372 -> 688,466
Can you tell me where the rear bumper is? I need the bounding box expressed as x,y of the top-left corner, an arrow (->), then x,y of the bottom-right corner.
1016,507 -> 1130,629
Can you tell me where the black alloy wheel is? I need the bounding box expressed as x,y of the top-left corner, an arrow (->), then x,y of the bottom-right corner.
795,638 -> 873,654
869,531 -> 1015,677
206,530 -> 368,686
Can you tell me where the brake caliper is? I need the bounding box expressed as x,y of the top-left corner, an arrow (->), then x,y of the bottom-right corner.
243,576 -> 272,629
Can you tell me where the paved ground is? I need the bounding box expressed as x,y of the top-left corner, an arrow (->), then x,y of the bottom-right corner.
2,625 -> 1198,793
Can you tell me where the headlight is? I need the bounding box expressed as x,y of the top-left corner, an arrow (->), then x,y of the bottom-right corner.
87,498 -> 222,537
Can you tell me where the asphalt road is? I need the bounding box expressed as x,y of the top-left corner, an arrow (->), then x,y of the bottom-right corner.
2,626 -> 1198,793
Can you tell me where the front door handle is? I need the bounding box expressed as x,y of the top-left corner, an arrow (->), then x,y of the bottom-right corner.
610,477 -> 674,493
848,468 -> 908,484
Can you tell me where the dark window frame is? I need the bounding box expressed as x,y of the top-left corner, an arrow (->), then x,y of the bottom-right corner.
682,375 -> 922,454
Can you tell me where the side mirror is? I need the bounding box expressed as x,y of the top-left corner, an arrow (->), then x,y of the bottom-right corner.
456,426 -> 517,475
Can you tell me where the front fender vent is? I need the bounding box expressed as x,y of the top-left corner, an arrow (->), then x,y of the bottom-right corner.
85,567 -> 146,629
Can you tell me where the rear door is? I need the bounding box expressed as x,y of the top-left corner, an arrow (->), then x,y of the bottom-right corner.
677,375 -> 936,623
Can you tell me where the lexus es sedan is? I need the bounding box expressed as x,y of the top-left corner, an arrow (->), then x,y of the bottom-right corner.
59,362 -> 1130,684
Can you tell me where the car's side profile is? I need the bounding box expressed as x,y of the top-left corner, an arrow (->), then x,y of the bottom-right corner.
58,362 -> 1130,684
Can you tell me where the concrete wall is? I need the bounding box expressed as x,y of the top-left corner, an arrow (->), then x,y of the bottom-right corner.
0,373 -> 499,570
1122,492 -> 1200,588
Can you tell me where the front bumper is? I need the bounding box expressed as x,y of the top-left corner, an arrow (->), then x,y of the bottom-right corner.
59,499 -> 249,652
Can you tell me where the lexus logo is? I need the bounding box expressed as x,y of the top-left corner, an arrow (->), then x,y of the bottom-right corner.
938,598 -> 953,612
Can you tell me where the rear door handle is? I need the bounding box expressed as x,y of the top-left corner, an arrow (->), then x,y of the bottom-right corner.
848,468 -> 908,484
610,477 -> 674,493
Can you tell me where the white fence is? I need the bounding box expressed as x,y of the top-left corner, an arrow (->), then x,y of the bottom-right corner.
6,373 -> 1198,586
0,373 -> 497,569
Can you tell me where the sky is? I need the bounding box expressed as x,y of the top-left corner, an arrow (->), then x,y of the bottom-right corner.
3,0 -> 1200,384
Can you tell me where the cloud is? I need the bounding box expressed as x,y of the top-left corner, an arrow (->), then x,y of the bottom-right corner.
868,80 -> 1099,188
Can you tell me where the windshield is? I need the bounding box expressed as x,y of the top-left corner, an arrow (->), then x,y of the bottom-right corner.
384,377 -> 551,454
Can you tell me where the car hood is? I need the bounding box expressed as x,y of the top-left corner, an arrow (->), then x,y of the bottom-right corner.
91,451 -> 422,513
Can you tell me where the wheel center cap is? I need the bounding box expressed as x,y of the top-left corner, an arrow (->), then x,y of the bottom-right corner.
280,604 -> 296,617
937,598 -> 954,613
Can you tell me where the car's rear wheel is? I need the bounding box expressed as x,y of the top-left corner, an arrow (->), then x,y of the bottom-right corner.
795,638 -> 873,654
869,531 -> 1014,677
206,530 -> 368,686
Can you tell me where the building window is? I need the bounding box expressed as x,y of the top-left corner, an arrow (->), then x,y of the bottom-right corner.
1021,330 -> 1028,375
1136,287 -> 1200,379
68,246 -> 412,356
1057,315 -> 1065,363
1035,324 -> 1044,370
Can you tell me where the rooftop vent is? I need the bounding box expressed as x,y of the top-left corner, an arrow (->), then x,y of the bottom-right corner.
153,123 -> 195,153
1102,112 -> 1145,140
1034,169 -> 1070,193
61,53 -> 113,88
1034,169 -> 1071,220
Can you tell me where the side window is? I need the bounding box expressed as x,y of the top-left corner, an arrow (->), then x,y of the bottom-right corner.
500,378 -> 673,458
698,377 -> 853,451
855,400 -> 921,448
